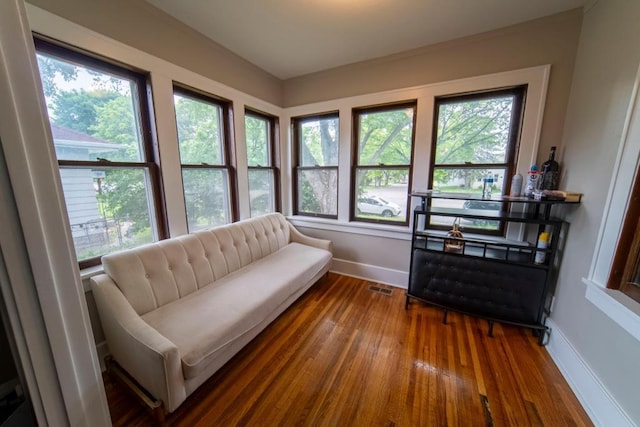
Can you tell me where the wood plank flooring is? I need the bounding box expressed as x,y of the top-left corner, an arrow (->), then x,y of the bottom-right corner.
104,273 -> 592,426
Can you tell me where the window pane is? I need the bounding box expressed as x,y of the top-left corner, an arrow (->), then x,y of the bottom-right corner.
357,107 -> 414,166
299,117 -> 339,166
354,169 -> 408,222
245,115 -> 270,167
432,167 -> 506,195
248,169 -> 275,217
435,95 -> 515,165
36,54 -> 144,162
430,167 -> 505,231
297,169 -> 338,215
174,94 -> 224,165
60,167 -> 155,261
182,168 -> 231,231
430,201 -> 501,231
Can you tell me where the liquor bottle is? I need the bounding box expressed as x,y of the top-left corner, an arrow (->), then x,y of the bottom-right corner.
540,146 -> 560,190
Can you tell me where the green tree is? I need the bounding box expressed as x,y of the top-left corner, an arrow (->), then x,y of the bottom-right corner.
174,95 -> 222,164
174,95 -> 229,228
434,97 -> 513,189
36,55 -> 77,98
298,118 -> 339,215
47,87 -> 151,234
245,115 -> 268,166
49,89 -> 118,134
358,109 -> 412,166
354,108 -> 413,201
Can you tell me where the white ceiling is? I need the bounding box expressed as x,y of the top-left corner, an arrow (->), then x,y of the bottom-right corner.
146,0 -> 590,80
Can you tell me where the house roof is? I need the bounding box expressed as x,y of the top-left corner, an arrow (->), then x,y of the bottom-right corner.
50,123 -> 121,152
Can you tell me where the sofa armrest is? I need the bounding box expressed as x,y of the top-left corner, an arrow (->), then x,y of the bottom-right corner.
90,274 -> 186,412
287,222 -> 333,253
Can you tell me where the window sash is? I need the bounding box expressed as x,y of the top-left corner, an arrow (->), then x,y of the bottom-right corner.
181,165 -> 232,232
355,103 -> 416,167
248,167 -> 277,218
34,36 -> 166,269
173,84 -> 237,226
293,113 -> 339,217
245,112 -> 272,167
352,102 -> 416,225
246,109 -> 280,216
295,166 -> 338,218
607,168 -> 640,303
428,87 -> 525,235
353,166 -> 410,225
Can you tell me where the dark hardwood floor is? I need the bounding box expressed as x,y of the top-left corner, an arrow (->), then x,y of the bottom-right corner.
104,273 -> 592,426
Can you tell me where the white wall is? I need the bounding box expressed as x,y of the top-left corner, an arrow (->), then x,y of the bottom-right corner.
546,0 -> 640,425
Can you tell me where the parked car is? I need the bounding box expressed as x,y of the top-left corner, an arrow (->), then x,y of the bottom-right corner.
462,199 -> 501,226
462,200 -> 501,211
357,195 -> 402,217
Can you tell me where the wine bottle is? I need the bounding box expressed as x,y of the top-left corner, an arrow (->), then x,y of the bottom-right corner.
540,146 -> 560,190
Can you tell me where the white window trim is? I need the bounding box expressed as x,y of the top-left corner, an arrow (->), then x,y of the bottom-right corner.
1,1 -> 110,424
282,65 -> 550,238
584,63 -> 640,341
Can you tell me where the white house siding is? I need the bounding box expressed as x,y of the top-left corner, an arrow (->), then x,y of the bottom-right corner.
58,168 -> 101,226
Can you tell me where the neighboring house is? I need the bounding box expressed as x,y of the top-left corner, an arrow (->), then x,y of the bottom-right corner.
51,123 -> 121,253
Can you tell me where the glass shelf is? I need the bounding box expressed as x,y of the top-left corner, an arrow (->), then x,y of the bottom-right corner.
410,191 -> 581,204
413,233 -> 551,267
415,206 -> 563,224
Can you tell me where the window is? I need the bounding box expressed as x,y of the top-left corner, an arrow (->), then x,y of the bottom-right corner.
245,109 -> 279,217
429,87 -> 526,234
34,37 -> 166,268
293,113 -> 339,218
352,102 -> 416,225
607,170 -> 640,304
173,85 -> 236,232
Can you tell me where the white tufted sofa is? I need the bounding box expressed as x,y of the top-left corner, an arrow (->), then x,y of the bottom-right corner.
90,213 -> 332,413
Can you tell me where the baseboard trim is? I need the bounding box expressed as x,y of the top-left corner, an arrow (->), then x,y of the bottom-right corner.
545,318 -> 635,427
330,258 -> 408,289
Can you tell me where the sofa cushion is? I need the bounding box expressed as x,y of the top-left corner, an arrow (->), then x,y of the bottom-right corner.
140,242 -> 331,380
102,213 -> 292,315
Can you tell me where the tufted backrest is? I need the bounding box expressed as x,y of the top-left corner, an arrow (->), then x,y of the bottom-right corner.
101,213 -> 291,315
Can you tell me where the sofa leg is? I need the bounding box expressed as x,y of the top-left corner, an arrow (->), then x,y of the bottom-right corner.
105,356 -> 167,426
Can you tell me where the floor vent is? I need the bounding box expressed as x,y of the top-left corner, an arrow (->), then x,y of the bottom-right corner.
368,285 -> 393,296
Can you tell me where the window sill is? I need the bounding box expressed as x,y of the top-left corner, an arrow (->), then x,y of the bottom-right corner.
583,277 -> 640,342
80,265 -> 104,292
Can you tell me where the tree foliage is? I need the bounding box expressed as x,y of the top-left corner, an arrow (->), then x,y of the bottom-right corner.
433,97 -> 513,189
298,118 -> 339,215
44,76 -> 151,233
174,95 -> 222,165
357,109 -> 412,166
36,55 -> 77,97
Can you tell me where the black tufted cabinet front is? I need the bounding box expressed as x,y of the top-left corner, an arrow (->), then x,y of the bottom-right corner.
409,249 -> 547,325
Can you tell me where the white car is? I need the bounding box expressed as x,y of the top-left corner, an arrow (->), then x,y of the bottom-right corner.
357,195 -> 402,217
